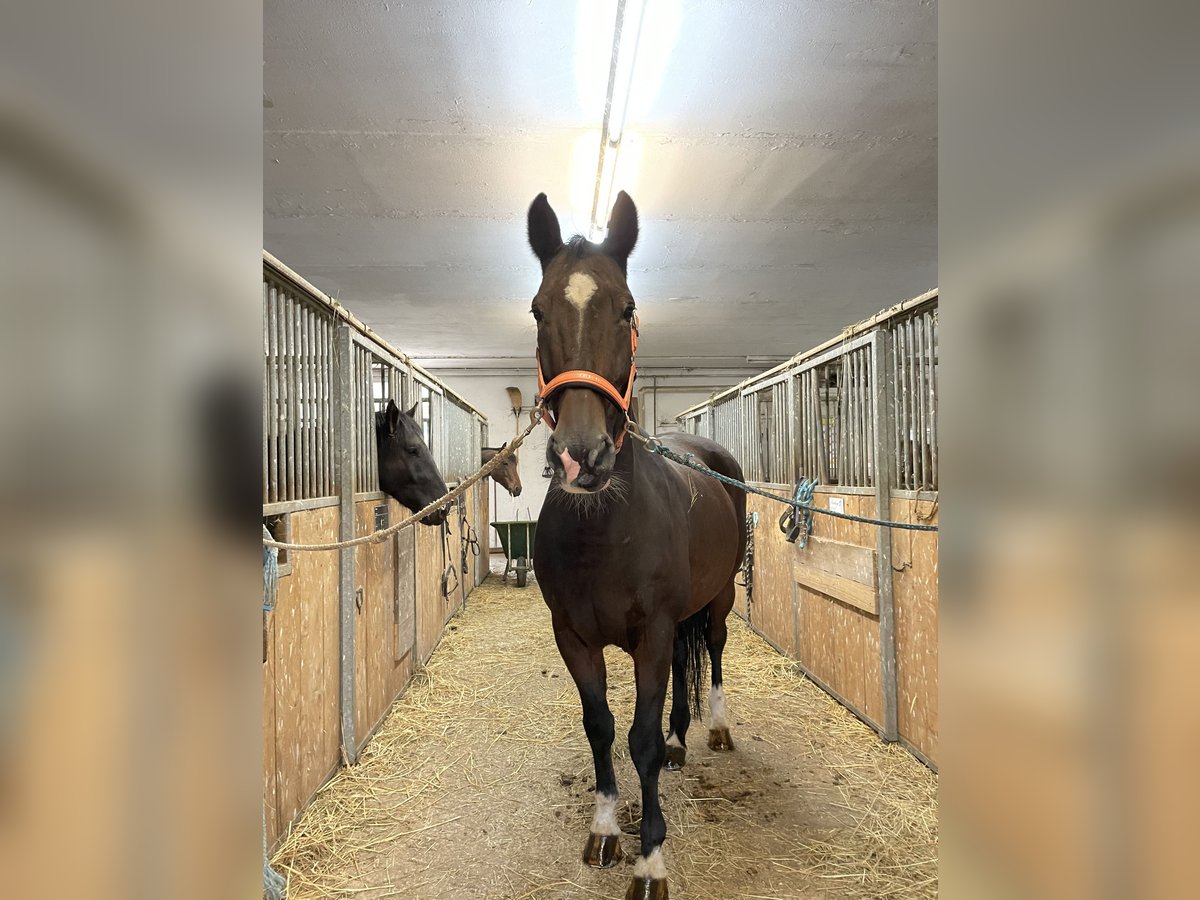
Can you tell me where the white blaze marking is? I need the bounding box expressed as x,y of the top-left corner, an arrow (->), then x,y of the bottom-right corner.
710,685 -> 727,729
633,846 -> 667,879
591,792 -> 621,836
564,272 -> 598,345
666,733 -> 683,749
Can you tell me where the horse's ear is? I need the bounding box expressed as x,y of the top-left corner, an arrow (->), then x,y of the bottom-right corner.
601,191 -> 638,272
405,400 -> 420,420
384,399 -> 401,434
527,193 -> 563,271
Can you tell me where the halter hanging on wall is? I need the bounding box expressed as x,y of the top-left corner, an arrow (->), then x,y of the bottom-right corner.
536,315 -> 639,450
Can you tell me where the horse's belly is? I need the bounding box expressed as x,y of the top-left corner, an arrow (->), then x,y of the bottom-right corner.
684,478 -> 740,607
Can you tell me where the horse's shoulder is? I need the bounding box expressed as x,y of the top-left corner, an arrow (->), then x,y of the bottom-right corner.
657,434 -> 742,477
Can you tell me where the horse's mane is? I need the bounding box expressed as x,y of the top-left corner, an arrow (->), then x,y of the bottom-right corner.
565,235 -> 597,258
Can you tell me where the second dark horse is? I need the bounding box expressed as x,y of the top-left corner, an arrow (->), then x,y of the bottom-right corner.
528,191 -> 746,900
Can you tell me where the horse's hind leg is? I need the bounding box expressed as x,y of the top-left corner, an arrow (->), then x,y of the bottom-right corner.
707,578 -> 736,752
553,625 -> 623,868
664,626 -> 691,770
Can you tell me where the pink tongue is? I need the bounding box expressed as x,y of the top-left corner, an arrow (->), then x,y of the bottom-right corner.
559,449 -> 581,484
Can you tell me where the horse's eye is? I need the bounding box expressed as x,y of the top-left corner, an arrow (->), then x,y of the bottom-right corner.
623,304 -> 636,321
407,447 -> 420,457
531,307 -> 543,322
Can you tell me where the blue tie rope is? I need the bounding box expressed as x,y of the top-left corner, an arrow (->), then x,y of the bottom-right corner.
779,479 -> 818,547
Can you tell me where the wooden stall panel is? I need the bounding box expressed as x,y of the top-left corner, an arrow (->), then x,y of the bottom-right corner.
263,594 -> 279,848
268,506 -> 340,849
353,499 -> 402,748
745,491 -> 796,656
393,510 -> 417,673
890,496 -> 939,763
793,492 -> 883,727
464,483 -> 482,593
733,579 -> 748,621
793,535 -> 878,615
415,515 -> 445,664
445,499 -> 465,620
352,504 -> 371,749
796,583 -> 883,725
477,481 -> 489,586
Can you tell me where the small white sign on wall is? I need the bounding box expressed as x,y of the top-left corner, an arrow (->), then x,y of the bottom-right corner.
828,497 -> 845,514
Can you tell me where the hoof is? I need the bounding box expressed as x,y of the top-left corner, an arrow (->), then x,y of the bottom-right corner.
708,727 -> 734,751
625,876 -> 669,900
663,744 -> 687,771
582,832 -> 624,868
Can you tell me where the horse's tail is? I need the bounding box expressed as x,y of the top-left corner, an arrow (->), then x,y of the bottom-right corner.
677,605 -> 710,719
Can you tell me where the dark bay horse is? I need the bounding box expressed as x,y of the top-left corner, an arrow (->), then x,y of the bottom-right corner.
482,444 -> 522,496
528,191 -> 746,900
375,398 -> 449,526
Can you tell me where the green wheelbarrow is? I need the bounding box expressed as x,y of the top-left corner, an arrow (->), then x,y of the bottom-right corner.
492,520 -> 537,587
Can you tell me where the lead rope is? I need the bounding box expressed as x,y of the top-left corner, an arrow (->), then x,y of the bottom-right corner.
735,512 -> 756,625
625,422 -> 939,533
440,517 -> 459,600
264,403 -> 545,551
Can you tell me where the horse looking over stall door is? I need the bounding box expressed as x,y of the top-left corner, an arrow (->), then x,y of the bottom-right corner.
374,398 -> 450,526
527,191 -> 746,900
482,444 -> 522,497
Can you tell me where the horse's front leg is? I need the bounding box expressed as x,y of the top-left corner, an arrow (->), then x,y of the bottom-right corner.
553,624 -> 623,868
626,620 -> 673,900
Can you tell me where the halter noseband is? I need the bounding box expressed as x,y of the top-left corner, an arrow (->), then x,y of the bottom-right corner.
536,316 -> 639,451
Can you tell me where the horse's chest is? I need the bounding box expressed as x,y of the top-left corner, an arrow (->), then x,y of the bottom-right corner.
536,526 -> 685,647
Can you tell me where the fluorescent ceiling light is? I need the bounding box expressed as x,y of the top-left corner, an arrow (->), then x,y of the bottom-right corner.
606,0 -> 646,147
590,0 -> 648,240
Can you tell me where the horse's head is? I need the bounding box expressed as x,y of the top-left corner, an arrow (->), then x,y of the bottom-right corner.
527,191 -> 639,493
483,445 -> 522,497
375,399 -> 449,525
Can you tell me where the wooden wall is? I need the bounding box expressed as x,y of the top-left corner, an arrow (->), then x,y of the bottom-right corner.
743,489 -> 796,657
890,496 -> 939,762
733,486 -> 938,766
263,506 -> 340,850
263,483 -> 489,850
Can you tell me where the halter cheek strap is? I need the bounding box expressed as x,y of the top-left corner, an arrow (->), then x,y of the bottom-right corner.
537,316 -> 639,451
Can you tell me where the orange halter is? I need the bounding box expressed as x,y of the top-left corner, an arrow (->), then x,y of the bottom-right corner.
536,316 -> 639,451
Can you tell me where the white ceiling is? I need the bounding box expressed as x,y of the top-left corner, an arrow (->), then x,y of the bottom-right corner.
264,0 -> 936,372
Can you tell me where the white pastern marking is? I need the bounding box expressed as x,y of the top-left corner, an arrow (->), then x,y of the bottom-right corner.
709,685 -> 727,729
591,792 -> 621,836
633,846 -> 667,879
564,272 -> 598,345
666,733 -> 683,749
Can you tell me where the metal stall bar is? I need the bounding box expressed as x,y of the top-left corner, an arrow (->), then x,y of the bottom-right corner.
929,310 -> 938,488
906,317 -> 919,490
871,329 -> 899,740
267,282 -> 279,503
333,324 -> 358,763
899,319 -> 910,489
319,309 -> 328,494
280,287 -> 292,501
368,351 -> 379,492
262,283 -> 270,502
302,303 -> 313,499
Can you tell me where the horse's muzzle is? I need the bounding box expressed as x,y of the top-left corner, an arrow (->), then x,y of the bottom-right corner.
421,507 -> 449,526
547,431 -> 615,493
